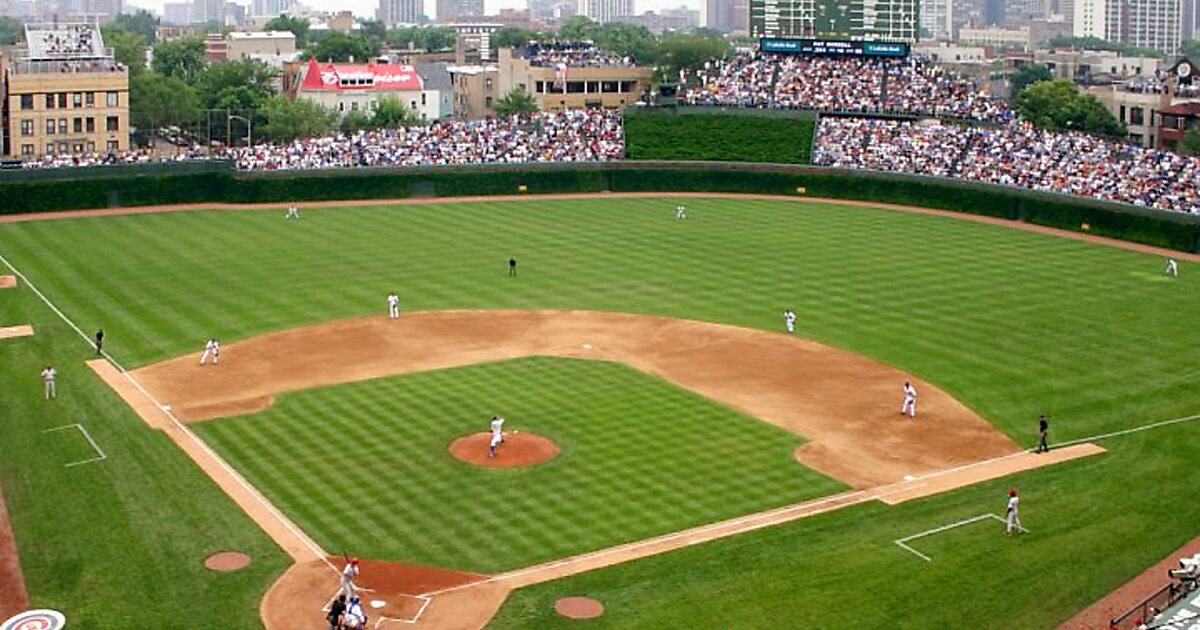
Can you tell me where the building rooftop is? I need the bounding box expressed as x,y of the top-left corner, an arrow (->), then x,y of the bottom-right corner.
24,23 -> 108,60
229,30 -> 297,41
518,40 -> 638,68
298,58 -> 423,92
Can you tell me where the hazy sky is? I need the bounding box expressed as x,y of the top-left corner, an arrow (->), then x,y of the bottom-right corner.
122,0 -> 700,24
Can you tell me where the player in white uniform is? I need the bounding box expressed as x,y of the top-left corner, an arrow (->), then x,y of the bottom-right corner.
488,415 -> 505,458
200,339 -> 220,365
1166,257 -> 1179,277
41,365 -> 56,400
783,309 -> 796,334
285,204 -> 301,219
675,203 -> 687,220
900,381 -> 917,420
387,292 -> 400,319
1005,489 -> 1025,535
340,558 -> 360,601
343,596 -> 367,629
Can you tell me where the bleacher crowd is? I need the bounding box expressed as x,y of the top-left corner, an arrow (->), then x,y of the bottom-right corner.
30,23 -> 102,57
681,52 -> 1015,123
813,117 -> 1200,213
522,40 -> 637,68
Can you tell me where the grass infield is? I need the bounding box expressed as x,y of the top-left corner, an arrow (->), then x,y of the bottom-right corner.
1,195 -> 1198,628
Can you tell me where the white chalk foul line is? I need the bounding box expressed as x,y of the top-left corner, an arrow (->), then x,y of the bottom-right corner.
43,423 -> 107,468
895,513 -> 1020,562
0,250 -> 334,571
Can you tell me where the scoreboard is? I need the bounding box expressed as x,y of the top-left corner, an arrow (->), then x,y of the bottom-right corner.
759,38 -> 910,58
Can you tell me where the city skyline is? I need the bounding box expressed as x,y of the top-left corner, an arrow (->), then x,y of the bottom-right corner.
110,0 -> 704,21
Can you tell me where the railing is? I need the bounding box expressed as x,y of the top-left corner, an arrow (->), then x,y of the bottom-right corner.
1110,581 -> 1195,630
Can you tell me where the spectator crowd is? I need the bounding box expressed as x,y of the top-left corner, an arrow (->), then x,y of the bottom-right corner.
29,24 -> 103,57
521,40 -> 637,68
813,117 -> 1200,213
682,52 -> 1015,123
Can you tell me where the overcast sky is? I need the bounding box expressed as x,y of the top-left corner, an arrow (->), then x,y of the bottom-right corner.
122,0 -> 700,24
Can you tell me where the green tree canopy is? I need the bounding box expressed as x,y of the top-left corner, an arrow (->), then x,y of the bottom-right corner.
1046,35 -> 1165,59
1179,129 -> 1200,156
264,14 -> 310,47
151,37 -> 207,83
193,58 -> 277,110
1181,39 -> 1200,61
130,71 -> 200,132
100,24 -> 148,74
594,22 -> 659,63
113,9 -> 159,44
558,16 -> 601,40
657,32 -> 730,73
493,87 -> 539,115
305,32 -> 380,63
339,109 -> 374,134
261,95 -> 336,141
1015,79 -> 1127,138
386,25 -> 456,51
1009,63 -> 1053,99
359,19 -> 387,47
0,16 -> 22,46
372,95 -> 420,128
493,26 -> 548,50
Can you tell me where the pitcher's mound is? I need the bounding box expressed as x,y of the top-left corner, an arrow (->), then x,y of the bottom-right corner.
555,596 -> 604,619
204,551 -> 251,572
449,432 -> 559,468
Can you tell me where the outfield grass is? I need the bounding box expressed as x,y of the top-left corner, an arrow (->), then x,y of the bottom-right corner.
1,196 -> 1198,628
194,357 -> 841,572
489,423 -> 1200,629
0,281 -> 290,628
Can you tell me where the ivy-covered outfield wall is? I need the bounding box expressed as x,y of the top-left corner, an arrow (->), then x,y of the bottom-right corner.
1,161 -> 1198,253
622,107 -> 817,164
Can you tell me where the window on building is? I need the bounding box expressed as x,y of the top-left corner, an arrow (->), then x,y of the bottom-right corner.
20,94 -> 34,110
85,92 -> 95,107
1120,105 -> 1127,122
421,93 -> 427,106
106,91 -> 118,107
21,144 -> 34,156
46,94 -> 55,109
567,81 -> 584,93
73,93 -> 82,108
107,140 -> 119,152
21,120 -> 35,136
485,78 -> 493,90
58,142 -> 69,153
46,119 -> 55,134
106,116 -> 119,132
86,118 -> 95,133
1131,107 -> 1144,126
74,118 -> 83,133
485,96 -> 493,108
59,119 -> 68,134
46,143 -> 54,155
58,93 -> 67,108
86,141 -> 95,152
72,142 -> 84,153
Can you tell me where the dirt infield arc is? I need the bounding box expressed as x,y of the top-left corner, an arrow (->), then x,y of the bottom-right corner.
132,309 -> 1021,487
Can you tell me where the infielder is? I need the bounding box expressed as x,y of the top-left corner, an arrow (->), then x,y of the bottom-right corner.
675,203 -> 688,220
900,381 -> 917,420
387,292 -> 400,319
783,308 -> 796,334
200,338 -> 220,365
1005,489 -> 1025,535
41,365 -> 56,400
488,415 -> 506,458
340,557 -> 360,601
1166,257 -> 1179,277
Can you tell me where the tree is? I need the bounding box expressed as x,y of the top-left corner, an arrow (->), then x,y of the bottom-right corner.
594,22 -> 658,63
372,95 -> 419,128
558,16 -> 601,41
1181,39 -> 1200,61
0,16 -> 21,46
494,26 -> 539,50
100,25 -> 148,74
261,96 -> 336,141
264,14 -> 310,48
657,32 -> 730,74
1009,63 -> 1053,99
152,37 -> 207,83
493,87 -> 539,115
130,72 -> 200,136
386,25 -> 456,51
359,19 -> 387,47
339,109 -> 374,134
1015,79 -> 1127,138
1179,129 -> 1200,156
113,9 -> 160,44
305,32 -> 379,63
1046,35 -> 1164,59
193,59 -> 277,110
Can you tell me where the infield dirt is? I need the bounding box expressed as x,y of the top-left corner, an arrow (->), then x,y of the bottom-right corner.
0,481 -> 30,620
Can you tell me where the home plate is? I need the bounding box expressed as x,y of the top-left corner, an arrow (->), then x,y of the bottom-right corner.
370,600 -> 386,609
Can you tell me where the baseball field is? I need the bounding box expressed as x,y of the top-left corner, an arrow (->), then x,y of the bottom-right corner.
0,194 -> 1198,629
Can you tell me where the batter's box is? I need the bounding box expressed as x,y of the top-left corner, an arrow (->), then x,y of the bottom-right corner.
321,590 -> 431,627
895,513 -> 1027,562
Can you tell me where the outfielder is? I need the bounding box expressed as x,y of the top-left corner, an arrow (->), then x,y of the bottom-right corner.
1166,257 -> 1179,277
285,204 -> 301,219
1005,489 -> 1025,535
488,415 -> 505,458
900,381 -> 917,420
387,292 -> 400,319
200,339 -> 220,365
675,203 -> 688,220
340,558 -> 360,601
783,308 -> 796,334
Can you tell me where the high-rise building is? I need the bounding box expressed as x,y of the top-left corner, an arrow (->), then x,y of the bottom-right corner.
749,0 -> 921,40
163,2 -> 193,24
1184,0 -> 1198,39
983,0 -> 1004,24
1074,0 -> 1182,55
577,0 -> 634,23
193,0 -> 227,25
250,0 -> 295,17
438,0 -> 485,21
707,0 -> 750,30
920,0 -> 953,38
379,0 -> 421,25
1073,0 -> 1120,39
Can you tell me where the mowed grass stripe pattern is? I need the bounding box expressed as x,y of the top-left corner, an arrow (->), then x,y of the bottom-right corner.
1,197 -> 1196,445
194,357 -> 839,572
